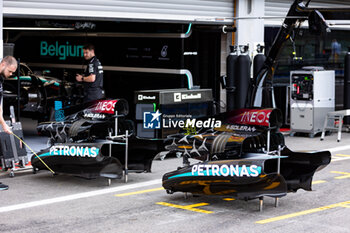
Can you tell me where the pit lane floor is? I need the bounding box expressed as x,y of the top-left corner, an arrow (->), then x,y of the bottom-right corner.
1,119 -> 350,233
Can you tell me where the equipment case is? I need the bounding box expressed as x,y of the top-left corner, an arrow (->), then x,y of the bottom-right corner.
0,107 -> 28,176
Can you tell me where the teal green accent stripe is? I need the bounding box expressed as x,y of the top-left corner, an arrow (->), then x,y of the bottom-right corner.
186,23 -> 192,35
38,152 -> 52,157
169,172 -> 193,179
153,103 -> 156,112
13,76 -> 60,87
186,73 -> 191,90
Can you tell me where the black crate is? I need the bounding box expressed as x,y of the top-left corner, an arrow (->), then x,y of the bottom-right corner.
0,121 -> 28,169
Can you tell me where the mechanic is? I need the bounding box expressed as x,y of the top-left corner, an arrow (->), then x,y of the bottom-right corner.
0,56 -> 17,191
76,44 -> 104,103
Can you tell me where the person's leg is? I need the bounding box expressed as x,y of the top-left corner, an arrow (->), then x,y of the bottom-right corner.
0,96 -> 8,191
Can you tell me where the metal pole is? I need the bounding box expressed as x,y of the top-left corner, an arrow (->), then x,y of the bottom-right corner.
108,132 -> 112,157
275,145 -> 281,207
115,111 -> 118,136
17,59 -> 21,121
259,196 -> 264,212
277,145 -> 281,174
124,130 -> 128,183
267,129 -> 270,153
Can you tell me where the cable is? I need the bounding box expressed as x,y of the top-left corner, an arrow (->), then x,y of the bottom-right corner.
10,132 -> 55,174
305,0 -> 311,7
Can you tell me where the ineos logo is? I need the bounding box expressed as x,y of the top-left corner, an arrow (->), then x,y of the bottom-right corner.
257,112 -> 266,123
240,110 -> 271,125
95,100 -> 117,114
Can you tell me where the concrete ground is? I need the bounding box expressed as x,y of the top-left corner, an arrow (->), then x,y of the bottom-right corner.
1,118 -> 350,233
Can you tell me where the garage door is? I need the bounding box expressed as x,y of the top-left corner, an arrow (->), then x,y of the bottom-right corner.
3,0 -> 234,24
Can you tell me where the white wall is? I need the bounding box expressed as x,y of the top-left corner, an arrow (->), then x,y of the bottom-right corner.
236,0 -> 265,56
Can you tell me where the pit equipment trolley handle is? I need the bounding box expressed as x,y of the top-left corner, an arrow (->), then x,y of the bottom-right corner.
105,110 -> 131,185
320,109 -> 350,142
106,130 -> 130,184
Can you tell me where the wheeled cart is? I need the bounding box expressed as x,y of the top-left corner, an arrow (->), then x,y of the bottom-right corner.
0,107 -> 28,177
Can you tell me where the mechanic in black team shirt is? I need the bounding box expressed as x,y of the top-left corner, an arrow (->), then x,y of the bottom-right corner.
0,56 -> 17,191
76,44 -> 104,103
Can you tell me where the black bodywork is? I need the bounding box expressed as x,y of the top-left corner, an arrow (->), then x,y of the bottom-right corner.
3,64 -> 84,120
32,0 -> 339,190
32,99 -> 160,179
162,0 -> 350,200
162,108 -> 331,199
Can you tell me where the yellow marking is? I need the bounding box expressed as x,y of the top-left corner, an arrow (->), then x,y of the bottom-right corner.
180,180 -> 230,185
256,200 -> 350,224
339,204 -> 350,208
156,202 -> 213,214
115,187 -> 164,197
178,180 -> 234,195
178,145 -> 192,149
186,203 -> 209,208
212,190 -> 237,195
335,154 -> 350,157
312,180 -> 326,185
227,136 -> 245,142
264,182 -> 280,190
223,198 -> 235,201
331,171 -> 350,179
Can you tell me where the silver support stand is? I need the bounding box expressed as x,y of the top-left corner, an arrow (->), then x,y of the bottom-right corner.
275,198 -> 279,208
10,160 -> 16,177
259,197 -> 264,212
259,126 -> 271,211
115,111 -> 118,136
124,130 -> 129,183
267,129 -> 271,153
109,131 -> 112,157
106,110 -> 127,186
107,131 -> 112,186
277,145 -> 281,174
184,192 -> 188,199
107,177 -> 112,186
112,110 -> 118,186
275,145 -> 282,207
